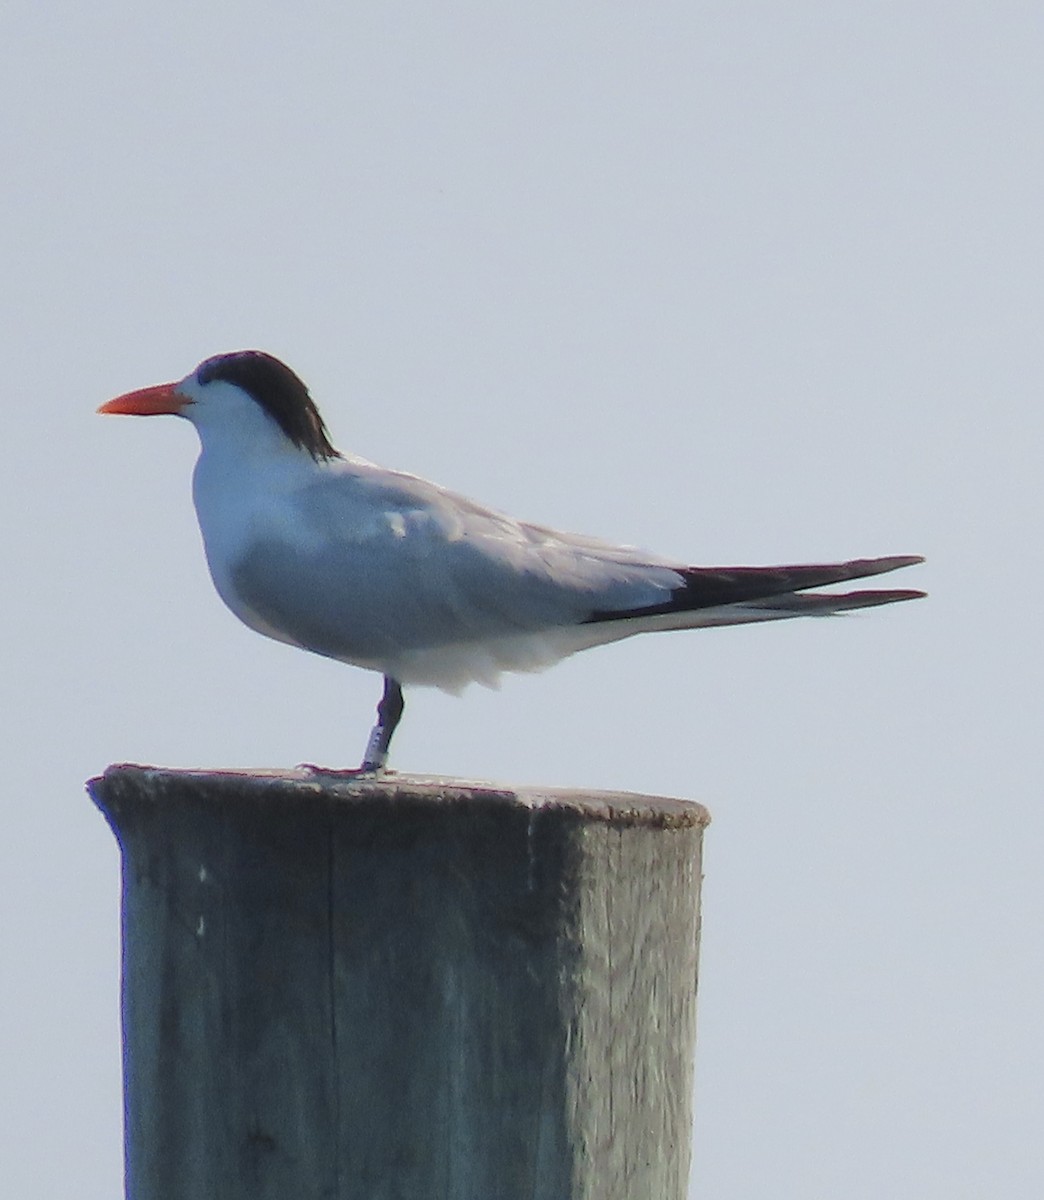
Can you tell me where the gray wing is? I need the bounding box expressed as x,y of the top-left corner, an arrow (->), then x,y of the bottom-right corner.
229,460 -> 687,665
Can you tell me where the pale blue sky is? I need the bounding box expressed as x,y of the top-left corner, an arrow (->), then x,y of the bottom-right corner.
1,4 -> 1040,1197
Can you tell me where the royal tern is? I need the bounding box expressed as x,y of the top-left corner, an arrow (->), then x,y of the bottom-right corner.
99,350 -> 924,771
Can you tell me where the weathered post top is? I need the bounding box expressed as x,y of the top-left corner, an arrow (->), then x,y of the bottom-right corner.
90,762 -> 710,831
88,764 -> 710,1200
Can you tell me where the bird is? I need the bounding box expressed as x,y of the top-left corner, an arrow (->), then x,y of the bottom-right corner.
99,350 -> 924,773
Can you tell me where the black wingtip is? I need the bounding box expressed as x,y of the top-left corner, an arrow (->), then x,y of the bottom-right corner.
585,553 -> 925,624
859,554 -> 924,572
755,587 -> 928,613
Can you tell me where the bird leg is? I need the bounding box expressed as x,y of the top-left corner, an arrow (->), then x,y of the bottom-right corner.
297,676 -> 404,777
359,676 -> 405,773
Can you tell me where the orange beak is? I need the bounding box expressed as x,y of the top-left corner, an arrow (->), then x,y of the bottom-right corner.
97,382 -> 188,416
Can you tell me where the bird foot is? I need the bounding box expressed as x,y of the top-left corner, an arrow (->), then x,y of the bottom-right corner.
295,762 -> 394,779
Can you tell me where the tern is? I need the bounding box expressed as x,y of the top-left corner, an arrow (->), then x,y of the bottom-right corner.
99,350 -> 924,772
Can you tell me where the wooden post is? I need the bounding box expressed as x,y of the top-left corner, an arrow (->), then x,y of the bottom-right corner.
88,765 -> 710,1200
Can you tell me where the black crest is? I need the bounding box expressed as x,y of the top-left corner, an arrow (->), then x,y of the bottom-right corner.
196,351 -> 340,461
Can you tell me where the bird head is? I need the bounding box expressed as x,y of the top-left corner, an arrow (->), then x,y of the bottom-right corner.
99,350 -> 339,461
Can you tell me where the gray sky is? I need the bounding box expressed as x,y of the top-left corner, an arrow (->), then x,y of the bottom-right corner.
1,3 -> 1040,1197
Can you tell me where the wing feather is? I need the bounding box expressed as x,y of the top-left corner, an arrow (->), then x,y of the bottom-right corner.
226,458 -> 923,690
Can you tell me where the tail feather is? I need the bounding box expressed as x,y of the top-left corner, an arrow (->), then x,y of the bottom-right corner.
586,554 -> 925,624
746,587 -> 927,614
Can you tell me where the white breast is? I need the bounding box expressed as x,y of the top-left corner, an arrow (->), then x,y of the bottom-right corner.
190,439 -> 326,648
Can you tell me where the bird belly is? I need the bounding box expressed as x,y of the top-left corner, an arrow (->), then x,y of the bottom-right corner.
221,530 -> 623,691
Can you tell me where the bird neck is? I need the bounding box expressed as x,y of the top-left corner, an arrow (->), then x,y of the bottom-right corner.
190,413 -> 326,515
